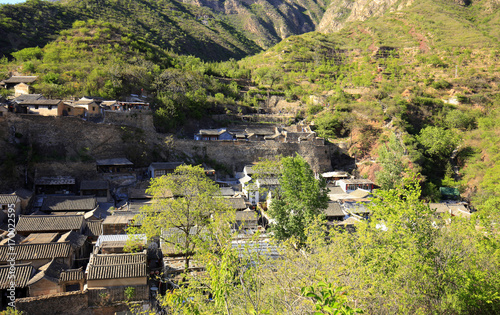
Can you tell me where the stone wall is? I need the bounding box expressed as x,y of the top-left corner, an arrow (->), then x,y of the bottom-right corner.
173,139 -> 337,173
16,291 -> 91,315
103,111 -> 155,132
88,285 -> 149,306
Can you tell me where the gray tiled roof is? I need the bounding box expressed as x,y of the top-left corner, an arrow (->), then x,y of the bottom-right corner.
85,220 -> 103,238
35,176 -> 75,186
59,268 -> 84,283
87,251 -> 147,280
58,231 -> 87,249
0,242 -> 72,262
235,210 -> 258,221
13,94 -> 43,103
324,202 -> 345,217
16,215 -> 85,233
41,196 -> 97,212
3,76 -> 37,84
80,180 -> 109,191
0,263 -> 33,289
227,197 -> 247,210
20,99 -> 62,106
0,194 -> 19,205
28,259 -> 68,285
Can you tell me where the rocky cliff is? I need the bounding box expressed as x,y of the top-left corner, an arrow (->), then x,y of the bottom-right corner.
318,0 -> 414,33
182,0 -> 328,48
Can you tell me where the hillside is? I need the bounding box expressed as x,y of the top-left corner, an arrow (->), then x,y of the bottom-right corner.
230,0 -> 500,205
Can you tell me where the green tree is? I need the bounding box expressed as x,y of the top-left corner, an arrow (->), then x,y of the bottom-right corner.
269,154 -> 328,248
417,126 -> 459,159
376,133 -> 407,190
129,165 -> 233,270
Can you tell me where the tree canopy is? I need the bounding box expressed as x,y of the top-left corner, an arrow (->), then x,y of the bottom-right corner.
269,154 -> 329,247
129,164 -> 234,270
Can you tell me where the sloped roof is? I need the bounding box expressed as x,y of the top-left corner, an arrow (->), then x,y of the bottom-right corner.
41,196 -> 97,212
0,194 -> 20,205
96,158 -> 133,166
15,188 -> 33,200
80,180 -> 109,191
227,197 -> 247,210
21,233 -> 59,244
0,242 -> 72,262
20,99 -> 62,106
28,259 -> 68,285
87,251 -> 147,280
245,127 -> 276,136
220,187 -> 235,197
0,263 -> 33,289
324,202 -> 345,217
349,189 -> 371,199
235,210 -> 258,221
35,176 -> 75,186
16,215 -> 85,233
13,94 -> 43,103
59,268 -> 84,283
85,220 -> 103,238
198,129 -> 229,136
3,76 -> 38,84
58,231 -> 87,249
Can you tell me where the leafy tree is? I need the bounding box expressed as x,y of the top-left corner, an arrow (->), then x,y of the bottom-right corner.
269,154 -> 328,248
376,133 -> 407,190
417,126 -> 459,160
129,165 -> 233,270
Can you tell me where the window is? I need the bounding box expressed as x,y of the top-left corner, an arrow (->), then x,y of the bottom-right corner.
93,106 -> 96,111
68,107 -> 71,112
48,105 -> 52,110
34,105 -> 39,110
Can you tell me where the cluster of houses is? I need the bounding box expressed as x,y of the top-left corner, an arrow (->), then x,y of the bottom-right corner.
0,152 -> 475,310
0,76 -> 149,118
194,125 -> 323,143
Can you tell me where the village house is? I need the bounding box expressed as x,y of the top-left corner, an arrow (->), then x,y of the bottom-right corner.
58,230 -> 91,267
1,76 -> 37,89
16,215 -> 86,236
80,180 -> 111,202
27,259 -> 70,297
14,188 -> 33,213
86,250 -> 148,288
0,242 -> 74,269
0,194 -> 21,223
102,212 -> 138,235
234,210 -> 259,230
85,220 -> 104,244
41,196 -> 98,214
148,162 -> 183,178
337,179 -> 374,193
0,263 -> 33,309
96,158 -> 134,173
194,128 -> 234,141
34,176 -> 76,195
324,201 -> 346,222
245,127 -> 277,141
116,100 -> 150,111
64,97 -> 102,117
19,99 -> 64,116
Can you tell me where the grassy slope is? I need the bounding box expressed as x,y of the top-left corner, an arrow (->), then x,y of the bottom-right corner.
236,0 -> 500,204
